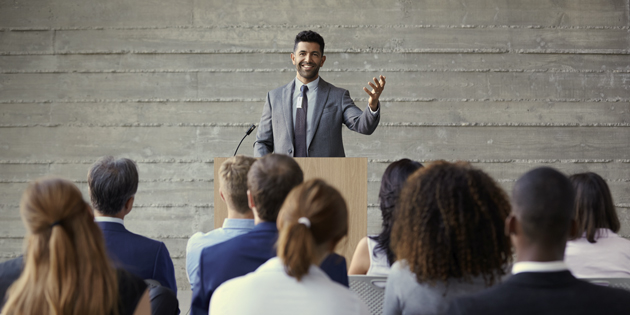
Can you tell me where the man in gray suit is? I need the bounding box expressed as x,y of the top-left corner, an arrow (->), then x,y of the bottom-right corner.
254,30 -> 386,157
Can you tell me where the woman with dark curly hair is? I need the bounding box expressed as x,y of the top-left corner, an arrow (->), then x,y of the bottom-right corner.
349,159 -> 422,275
383,161 -> 512,315
564,172 -> 630,278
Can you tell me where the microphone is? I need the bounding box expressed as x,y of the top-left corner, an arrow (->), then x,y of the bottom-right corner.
234,124 -> 257,156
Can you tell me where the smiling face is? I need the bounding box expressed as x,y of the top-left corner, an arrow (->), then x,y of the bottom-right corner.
291,41 -> 326,84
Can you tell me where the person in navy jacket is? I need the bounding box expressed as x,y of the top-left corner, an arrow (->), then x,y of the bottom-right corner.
88,156 -> 177,295
190,154 -> 349,315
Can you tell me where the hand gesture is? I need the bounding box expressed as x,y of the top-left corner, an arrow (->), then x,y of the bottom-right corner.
363,75 -> 386,111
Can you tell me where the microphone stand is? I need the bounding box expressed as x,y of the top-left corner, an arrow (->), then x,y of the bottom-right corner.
234,124 -> 256,156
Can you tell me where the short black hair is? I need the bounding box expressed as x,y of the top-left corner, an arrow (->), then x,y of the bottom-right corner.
247,154 -> 303,222
294,30 -> 325,55
88,156 -> 139,216
512,167 -> 575,246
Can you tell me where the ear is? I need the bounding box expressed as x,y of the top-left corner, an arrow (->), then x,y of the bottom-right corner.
568,218 -> 579,239
219,188 -> 226,202
505,214 -> 517,237
247,190 -> 255,210
123,196 -> 134,216
291,52 -> 296,65
320,55 -> 326,67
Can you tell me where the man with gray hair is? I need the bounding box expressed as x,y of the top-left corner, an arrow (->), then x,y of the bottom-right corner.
88,156 -> 177,295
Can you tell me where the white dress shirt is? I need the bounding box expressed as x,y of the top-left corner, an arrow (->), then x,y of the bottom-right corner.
565,229 -> 630,278
210,257 -> 369,315
511,261 -> 569,275
94,216 -> 125,225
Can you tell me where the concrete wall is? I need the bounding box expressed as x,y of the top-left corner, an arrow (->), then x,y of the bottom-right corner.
1,0 -> 629,304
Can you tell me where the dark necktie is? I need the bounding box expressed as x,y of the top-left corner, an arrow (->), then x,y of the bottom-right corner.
295,85 -> 308,157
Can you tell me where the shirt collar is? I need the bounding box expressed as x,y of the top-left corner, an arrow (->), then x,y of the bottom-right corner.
294,76 -> 320,93
94,216 -> 124,226
512,261 -> 568,275
253,221 -> 278,232
222,218 -> 255,229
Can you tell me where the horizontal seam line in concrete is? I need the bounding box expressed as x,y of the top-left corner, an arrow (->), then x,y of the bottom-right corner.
3,203 -> 630,209
0,179 -> 213,183
2,49 -> 630,56
3,179 -> 630,184
1,159 -> 628,164
2,25 -> 629,31
2,98 -> 629,103
2,123 -> 630,128
0,159 -> 215,164
2,69 -> 628,74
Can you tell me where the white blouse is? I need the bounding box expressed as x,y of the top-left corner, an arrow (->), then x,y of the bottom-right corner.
367,236 -> 391,276
210,257 -> 369,315
565,229 -> 630,278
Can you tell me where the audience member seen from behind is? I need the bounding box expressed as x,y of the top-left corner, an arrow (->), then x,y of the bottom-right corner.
564,172 -> 630,278
349,158 -> 422,276
383,161 -> 512,315
190,154 -> 349,315
1,178 -> 150,315
186,155 -> 257,287
88,156 -> 177,295
211,179 -> 369,315
447,167 -> 630,315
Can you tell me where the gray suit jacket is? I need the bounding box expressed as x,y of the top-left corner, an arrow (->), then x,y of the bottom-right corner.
254,78 -> 380,157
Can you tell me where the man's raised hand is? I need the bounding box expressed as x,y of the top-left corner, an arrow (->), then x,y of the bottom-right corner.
363,75 -> 386,111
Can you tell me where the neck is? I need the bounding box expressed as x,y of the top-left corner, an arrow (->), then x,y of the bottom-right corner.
515,244 -> 565,263
226,208 -> 254,220
297,74 -> 318,85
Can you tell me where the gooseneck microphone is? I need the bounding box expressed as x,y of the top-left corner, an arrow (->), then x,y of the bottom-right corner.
234,124 -> 256,156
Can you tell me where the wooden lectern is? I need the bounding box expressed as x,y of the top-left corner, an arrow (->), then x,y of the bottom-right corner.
214,157 -> 368,265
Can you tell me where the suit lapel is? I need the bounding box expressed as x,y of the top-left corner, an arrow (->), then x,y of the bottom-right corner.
282,80 -> 295,146
308,78 -> 331,149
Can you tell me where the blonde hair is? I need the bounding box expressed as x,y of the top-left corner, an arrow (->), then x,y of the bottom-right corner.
277,179 -> 348,281
219,155 -> 256,214
2,178 -> 119,315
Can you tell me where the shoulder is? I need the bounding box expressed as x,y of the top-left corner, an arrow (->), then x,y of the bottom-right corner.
200,233 -> 242,261
269,80 -> 294,95
319,78 -> 348,94
117,269 -> 148,315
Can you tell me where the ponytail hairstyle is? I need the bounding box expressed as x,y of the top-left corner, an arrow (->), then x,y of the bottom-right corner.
277,179 -> 348,281
2,178 -> 119,315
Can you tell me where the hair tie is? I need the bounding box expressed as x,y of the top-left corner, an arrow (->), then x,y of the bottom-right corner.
50,221 -> 61,228
297,217 -> 311,228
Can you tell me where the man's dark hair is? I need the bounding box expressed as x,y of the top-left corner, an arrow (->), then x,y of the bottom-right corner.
569,172 -> 620,243
247,154 -> 303,222
294,30 -> 325,55
88,156 -> 139,216
512,167 -> 575,246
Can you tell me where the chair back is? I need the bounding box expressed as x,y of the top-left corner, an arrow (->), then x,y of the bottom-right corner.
349,275 -> 387,315
583,278 -> 630,291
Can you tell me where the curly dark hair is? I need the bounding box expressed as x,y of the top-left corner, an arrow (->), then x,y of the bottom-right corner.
370,159 -> 422,266
391,161 -> 512,286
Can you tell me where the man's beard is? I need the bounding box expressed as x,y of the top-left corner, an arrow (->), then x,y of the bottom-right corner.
297,62 -> 320,80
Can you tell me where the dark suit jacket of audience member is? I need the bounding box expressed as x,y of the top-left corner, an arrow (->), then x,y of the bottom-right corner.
190,221 -> 350,315
0,256 -> 23,309
97,221 -> 177,294
447,271 -> 630,315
